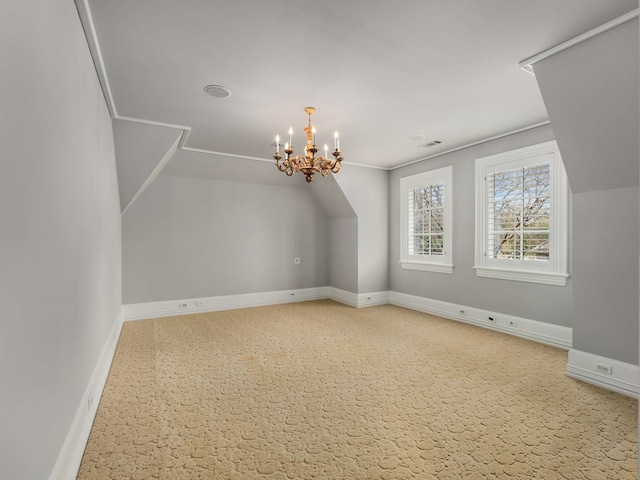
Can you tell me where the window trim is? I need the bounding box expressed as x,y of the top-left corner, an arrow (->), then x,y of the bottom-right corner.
400,165 -> 454,274
474,141 -> 569,286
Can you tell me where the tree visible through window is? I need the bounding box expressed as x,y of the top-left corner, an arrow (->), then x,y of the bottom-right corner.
474,141 -> 569,286
409,184 -> 445,256
488,163 -> 550,260
400,165 -> 453,273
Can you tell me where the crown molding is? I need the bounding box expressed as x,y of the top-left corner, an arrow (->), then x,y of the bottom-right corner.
389,121 -> 551,170
74,0 -> 117,117
519,9 -> 639,75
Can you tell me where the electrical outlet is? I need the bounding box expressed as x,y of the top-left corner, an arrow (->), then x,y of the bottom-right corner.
459,309 -> 466,314
594,363 -> 612,375
179,302 -> 188,309
294,258 -> 301,264
196,300 -> 205,307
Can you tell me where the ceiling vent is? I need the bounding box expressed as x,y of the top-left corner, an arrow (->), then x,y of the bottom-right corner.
420,140 -> 443,148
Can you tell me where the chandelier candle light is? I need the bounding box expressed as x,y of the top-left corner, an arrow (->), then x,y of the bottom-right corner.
274,107 -> 343,183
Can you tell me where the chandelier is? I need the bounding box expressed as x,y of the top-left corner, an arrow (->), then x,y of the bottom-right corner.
273,107 -> 343,183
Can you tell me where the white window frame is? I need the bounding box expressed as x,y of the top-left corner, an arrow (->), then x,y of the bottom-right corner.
474,141 -> 569,286
400,165 -> 453,274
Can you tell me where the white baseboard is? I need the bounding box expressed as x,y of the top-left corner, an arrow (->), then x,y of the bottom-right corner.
388,291 -> 572,350
123,287 -> 329,321
327,287 -> 358,307
328,288 -> 389,308
124,288 -> 572,354
357,290 -> 390,307
46,291 -> 637,480
566,349 -> 639,398
124,289 -> 639,399
48,308 -> 123,480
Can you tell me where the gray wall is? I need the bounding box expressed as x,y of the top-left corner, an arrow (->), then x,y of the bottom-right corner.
335,165 -> 390,293
390,124 -> 573,327
533,19 -> 639,364
572,187 -> 638,363
0,1 -> 122,478
328,217 -> 359,292
309,174 -> 359,293
123,174 -> 329,304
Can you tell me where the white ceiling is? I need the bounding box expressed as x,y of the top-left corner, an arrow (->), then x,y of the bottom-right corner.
87,0 -> 637,170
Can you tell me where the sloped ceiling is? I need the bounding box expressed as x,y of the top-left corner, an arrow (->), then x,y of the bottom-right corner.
532,18 -> 639,193
309,174 -> 357,219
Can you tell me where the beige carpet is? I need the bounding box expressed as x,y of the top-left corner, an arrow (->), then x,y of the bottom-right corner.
78,300 -> 637,479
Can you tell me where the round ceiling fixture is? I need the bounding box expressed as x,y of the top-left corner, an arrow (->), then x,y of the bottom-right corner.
204,85 -> 232,98
408,134 -> 426,141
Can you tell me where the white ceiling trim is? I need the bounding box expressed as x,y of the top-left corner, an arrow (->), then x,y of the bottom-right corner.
74,0 -> 117,117
116,115 -> 192,150
122,134 -> 181,215
390,120 -> 551,171
338,161 -> 390,171
519,8 -> 639,75
182,147 -> 275,164
116,115 -> 190,134
180,147 -> 390,171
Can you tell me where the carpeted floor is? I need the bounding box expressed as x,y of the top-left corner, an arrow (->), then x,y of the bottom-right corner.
78,300 -> 638,479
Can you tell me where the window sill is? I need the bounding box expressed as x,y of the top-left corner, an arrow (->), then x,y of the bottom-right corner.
400,261 -> 454,274
473,266 -> 569,286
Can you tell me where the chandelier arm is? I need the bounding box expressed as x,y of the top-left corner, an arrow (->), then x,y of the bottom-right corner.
274,153 -> 288,173
323,156 -> 336,169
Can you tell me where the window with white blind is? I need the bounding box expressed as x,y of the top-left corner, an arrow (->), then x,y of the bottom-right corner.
400,166 -> 453,273
474,141 -> 569,286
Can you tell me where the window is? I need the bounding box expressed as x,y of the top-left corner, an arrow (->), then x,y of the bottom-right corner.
474,141 -> 569,285
400,166 -> 453,273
